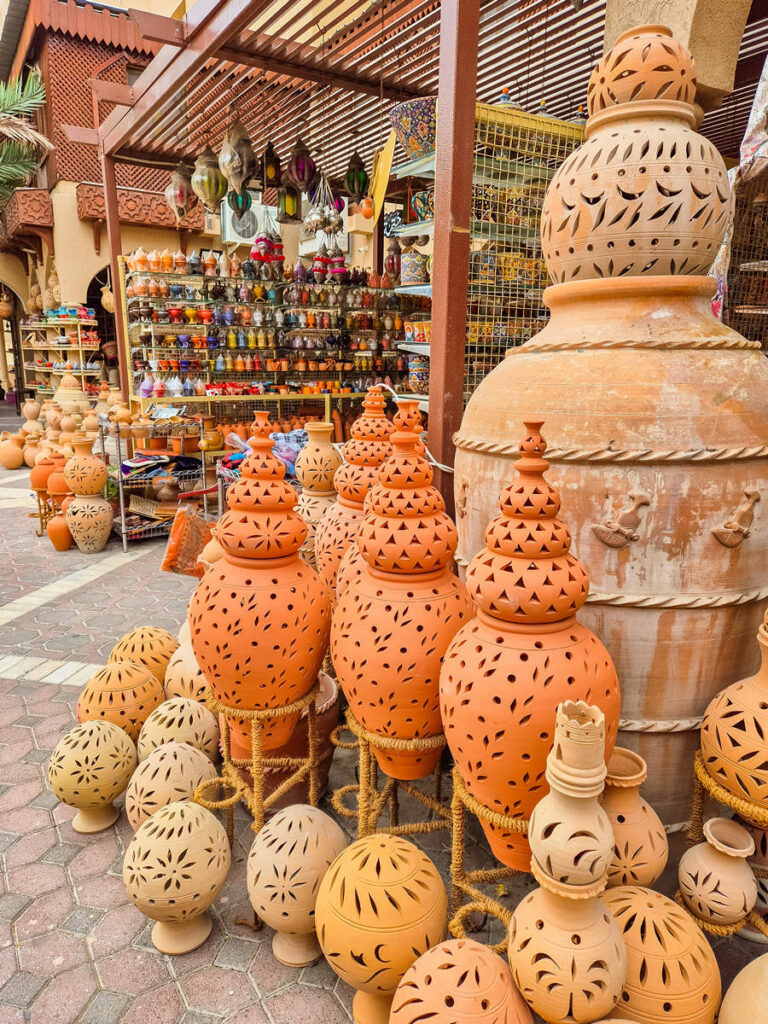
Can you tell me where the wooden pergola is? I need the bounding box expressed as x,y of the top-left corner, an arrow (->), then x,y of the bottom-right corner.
79,0 -> 768,506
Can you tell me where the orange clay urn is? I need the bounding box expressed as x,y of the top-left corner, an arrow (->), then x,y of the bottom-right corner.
440,422 -> 621,869
313,386 -> 394,591
331,400 -> 473,780
188,411 -> 331,757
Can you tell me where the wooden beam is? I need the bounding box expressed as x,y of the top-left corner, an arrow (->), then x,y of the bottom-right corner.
428,0 -> 480,515
89,79 -> 135,105
101,154 -> 129,402
128,8 -> 188,45
61,125 -> 100,145
734,50 -> 768,89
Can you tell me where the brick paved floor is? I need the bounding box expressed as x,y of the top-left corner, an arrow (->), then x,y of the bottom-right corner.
0,441 -> 760,1022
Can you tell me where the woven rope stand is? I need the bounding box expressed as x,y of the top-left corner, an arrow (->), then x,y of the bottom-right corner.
676,750 -> 768,941
193,679 -> 321,842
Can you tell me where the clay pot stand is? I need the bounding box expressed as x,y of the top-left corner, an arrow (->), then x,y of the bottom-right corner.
30,489 -> 56,536
193,677 -> 323,837
449,768 -> 531,955
329,707 -> 451,840
684,750 -> 768,942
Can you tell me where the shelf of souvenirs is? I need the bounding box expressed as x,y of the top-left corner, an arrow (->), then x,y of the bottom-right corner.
731,305 -> 768,315
132,390 -> 373,406
22,342 -> 101,351
393,151 -> 559,186
395,283 -> 432,297
20,318 -> 98,329
23,364 -> 101,375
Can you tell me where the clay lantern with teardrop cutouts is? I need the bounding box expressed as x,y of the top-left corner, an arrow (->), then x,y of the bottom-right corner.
188,411 -> 331,758
453,24 -> 767,832
332,401 -> 473,780
440,422 -> 621,870
314,386 -> 394,590
295,421 -> 342,569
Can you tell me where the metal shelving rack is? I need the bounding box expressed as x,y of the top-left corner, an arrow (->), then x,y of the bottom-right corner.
726,179 -> 768,349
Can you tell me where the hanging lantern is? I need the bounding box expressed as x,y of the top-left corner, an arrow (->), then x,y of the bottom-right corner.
344,151 -> 368,201
227,189 -> 252,214
0,292 -> 13,319
276,184 -> 301,223
191,146 -> 227,212
262,142 -> 281,188
285,138 -> 316,192
164,162 -> 195,224
219,120 -> 258,197
332,193 -> 345,214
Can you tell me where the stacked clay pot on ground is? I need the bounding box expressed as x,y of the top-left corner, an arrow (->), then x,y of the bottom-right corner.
295,421 -> 342,569
188,411 -> 331,757
137,697 -> 219,762
452,25 -> 767,829
678,817 -> 757,925
125,741 -> 217,829
601,746 -> 668,887
0,432 -> 24,470
332,401 -> 473,780
109,626 -> 179,685
77,661 -> 165,741
314,386 -> 394,591
63,432 -> 112,553
440,423 -> 621,869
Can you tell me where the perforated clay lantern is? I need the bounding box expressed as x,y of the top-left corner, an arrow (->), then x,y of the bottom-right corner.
315,834 -> 447,1024
137,697 -> 219,762
125,741 -> 217,830
109,626 -> 179,686
390,939 -> 533,1024
440,422 -> 621,868
77,661 -> 165,742
332,401 -> 473,780
314,386 -> 394,591
452,24 -> 767,830
188,411 -> 331,757
602,746 -> 668,888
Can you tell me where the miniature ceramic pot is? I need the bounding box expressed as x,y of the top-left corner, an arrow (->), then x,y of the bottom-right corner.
508,887 -> 626,1023
137,697 -> 219,762
77,660 -> 165,741
164,644 -> 208,702
678,817 -> 757,925
440,424 -> 621,870
718,951 -> 768,1024
701,609 -> 768,808
65,495 -> 113,553
109,626 -> 180,685
332,403 -> 473,779
48,720 -> 137,832
123,800 -> 230,954
527,702 -> 614,887
603,886 -> 721,1024
246,805 -> 347,967
601,746 -> 668,887
391,939 -> 533,1024
316,835 -> 447,1024
125,741 -> 217,830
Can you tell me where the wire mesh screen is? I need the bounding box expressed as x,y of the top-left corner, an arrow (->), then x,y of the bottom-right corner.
466,104 -> 584,400
726,172 -> 768,350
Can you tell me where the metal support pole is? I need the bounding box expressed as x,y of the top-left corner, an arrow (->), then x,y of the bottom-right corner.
100,152 -> 130,402
428,0 -> 480,516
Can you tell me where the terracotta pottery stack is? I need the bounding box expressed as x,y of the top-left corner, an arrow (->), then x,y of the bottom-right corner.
507,701 -> 627,1023
440,422 -> 621,869
314,387 -> 394,591
332,400 -> 473,780
63,432 -> 112,553
294,421 -> 342,569
188,411 -> 331,759
315,834 -> 447,1024
452,24 -> 768,828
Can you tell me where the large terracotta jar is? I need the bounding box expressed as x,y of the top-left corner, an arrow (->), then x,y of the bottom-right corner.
508,702 -> 626,1023
314,387 -> 394,590
440,423 -> 621,868
332,402 -> 473,780
63,432 -> 108,495
701,608 -> 768,807
0,432 -> 24,470
65,493 -> 112,553
452,25 -> 767,827
603,887 -> 721,1023
295,421 -> 342,569
678,817 -> 757,925
601,747 -> 668,888
188,411 -> 331,756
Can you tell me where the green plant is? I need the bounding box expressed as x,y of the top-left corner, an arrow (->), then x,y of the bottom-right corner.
0,70 -> 52,212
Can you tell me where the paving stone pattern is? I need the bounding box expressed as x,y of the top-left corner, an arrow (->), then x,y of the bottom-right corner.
0,443 -> 759,1021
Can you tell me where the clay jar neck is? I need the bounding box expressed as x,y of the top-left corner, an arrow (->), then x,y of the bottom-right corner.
584,98 -> 696,139
602,747 -> 647,812
367,566 -> 447,585
71,437 -> 95,459
222,550 -> 301,570
702,817 -> 755,863
476,609 -> 579,636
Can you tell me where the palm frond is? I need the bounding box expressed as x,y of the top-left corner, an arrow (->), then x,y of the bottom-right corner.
0,72 -> 46,119
0,141 -> 40,188
0,113 -> 53,151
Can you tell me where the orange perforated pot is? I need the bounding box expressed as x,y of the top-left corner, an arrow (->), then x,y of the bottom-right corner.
188,412 -> 331,752
440,423 -> 621,869
332,402 -> 473,780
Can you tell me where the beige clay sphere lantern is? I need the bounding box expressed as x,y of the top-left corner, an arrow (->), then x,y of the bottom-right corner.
77,660 -> 165,741
137,697 -> 219,762
109,626 -> 180,685
125,741 -> 217,830
48,720 -> 137,832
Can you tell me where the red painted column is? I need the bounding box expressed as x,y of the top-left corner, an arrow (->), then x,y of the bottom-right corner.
428,0 -> 480,515
100,152 -> 129,402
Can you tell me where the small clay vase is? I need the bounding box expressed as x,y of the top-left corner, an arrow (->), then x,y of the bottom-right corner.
46,514 -> 73,551
123,800 -> 230,954
63,432 -> 108,495
0,432 -> 24,470
316,834 -> 447,1024
77,661 -> 165,741
603,886 -> 721,1024
678,817 -> 757,925
295,421 -> 342,569
164,644 -> 208,702
701,608 -> 768,808
23,438 -> 40,467
391,939 -> 533,1024
109,627 -> 179,685
718,952 -> 768,1024
137,697 -> 219,762
601,746 -> 668,887
48,720 -> 137,832
65,495 -> 113,553
125,741 -> 217,830
246,805 -> 347,967
527,701 -> 614,887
